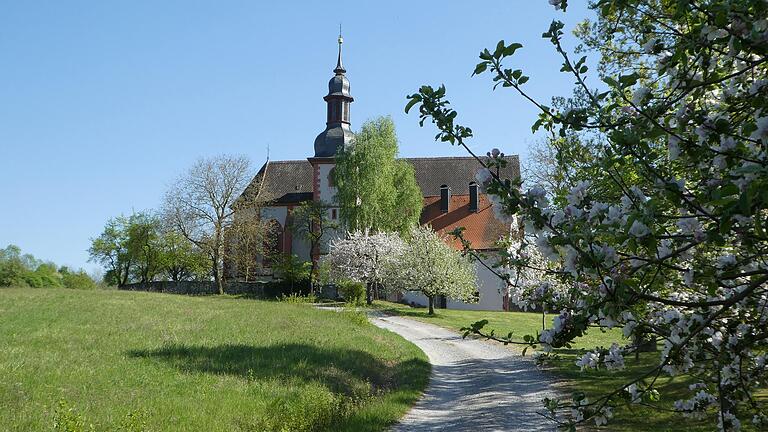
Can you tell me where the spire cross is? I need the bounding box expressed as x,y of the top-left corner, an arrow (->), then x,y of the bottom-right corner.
335,25 -> 345,74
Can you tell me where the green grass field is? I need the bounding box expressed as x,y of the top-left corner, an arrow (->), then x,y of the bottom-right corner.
0,288 -> 429,432
373,301 -> 741,431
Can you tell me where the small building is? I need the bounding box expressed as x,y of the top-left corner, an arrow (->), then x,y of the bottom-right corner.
235,37 -> 520,311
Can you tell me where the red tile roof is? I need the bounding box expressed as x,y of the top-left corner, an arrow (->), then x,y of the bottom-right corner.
421,194 -> 508,251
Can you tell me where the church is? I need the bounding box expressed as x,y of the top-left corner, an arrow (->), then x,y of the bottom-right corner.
237,36 -> 520,311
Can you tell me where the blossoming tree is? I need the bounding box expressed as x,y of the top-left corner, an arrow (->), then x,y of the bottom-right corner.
383,225 -> 478,315
406,0 -> 768,430
324,231 -> 405,304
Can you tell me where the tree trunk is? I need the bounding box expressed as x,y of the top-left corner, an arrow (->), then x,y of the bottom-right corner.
309,260 -> 317,296
428,295 -> 435,315
366,282 -> 373,305
212,255 -> 224,295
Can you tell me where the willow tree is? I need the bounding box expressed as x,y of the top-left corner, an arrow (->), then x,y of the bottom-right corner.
334,116 -> 423,235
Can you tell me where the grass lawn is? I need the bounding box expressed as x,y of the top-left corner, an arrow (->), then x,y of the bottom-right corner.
0,288 -> 429,432
373,300 -> 758,431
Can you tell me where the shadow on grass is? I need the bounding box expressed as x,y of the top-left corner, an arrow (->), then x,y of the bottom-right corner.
127,343 -> 429,397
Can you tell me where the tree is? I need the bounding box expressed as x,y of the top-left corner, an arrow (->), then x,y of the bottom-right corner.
163,155 -> 252,295
126,212 -> 163,284
227,207 -> 275,282
158,229 -> 208,282
0,245 -> 29,287
88,215 -> 134,287
383,226 -> 478,315
334,116 -> 422,235
324,230 -> 405,304
406,0 -> 768,429
271,253 -> 311,293
291,200 -> 337,293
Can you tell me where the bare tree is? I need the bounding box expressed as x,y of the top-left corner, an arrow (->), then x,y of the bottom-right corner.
163,155 -> 252,295
228,206 -> 275,282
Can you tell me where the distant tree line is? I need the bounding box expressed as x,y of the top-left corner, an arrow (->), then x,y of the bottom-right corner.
0,244 -> 97,289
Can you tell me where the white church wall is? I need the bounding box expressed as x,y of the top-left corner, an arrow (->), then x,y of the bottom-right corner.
292,230 -> 312,261
317,163 -> 337,203
260,206 -> 288,227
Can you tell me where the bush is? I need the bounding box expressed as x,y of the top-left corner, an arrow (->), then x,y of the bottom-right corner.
338,281 -> 365,306
61,271 -> 97,290
279,293 -> 318,304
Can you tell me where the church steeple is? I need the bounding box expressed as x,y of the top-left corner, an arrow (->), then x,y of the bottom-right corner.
313,34 -> 354,158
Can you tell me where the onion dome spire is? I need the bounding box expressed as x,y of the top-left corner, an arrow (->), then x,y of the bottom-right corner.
313,33 -> 354,158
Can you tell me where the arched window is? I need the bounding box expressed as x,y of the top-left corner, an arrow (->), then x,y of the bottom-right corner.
328,167 -> 336,187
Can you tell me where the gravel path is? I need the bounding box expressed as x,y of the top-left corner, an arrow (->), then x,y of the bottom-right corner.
371,314 -> 561,432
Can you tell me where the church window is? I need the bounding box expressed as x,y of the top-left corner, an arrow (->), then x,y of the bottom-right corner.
332,209 -> 337,220
328,167 -> 336,187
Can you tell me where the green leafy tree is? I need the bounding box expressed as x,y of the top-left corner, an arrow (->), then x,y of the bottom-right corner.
126,213 -> 163,284
59,267 -> 97,290
88,215 -> 134,287
271,253 -> 311,293
0,245 -> 30,287
334,116 -> 422,235
383,225 -> 478,315
159,230 -> 208,282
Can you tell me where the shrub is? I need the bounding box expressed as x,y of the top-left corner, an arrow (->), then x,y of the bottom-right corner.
61,271 -> 97,290
279,293 -> 318,304
338,280 -> 365,306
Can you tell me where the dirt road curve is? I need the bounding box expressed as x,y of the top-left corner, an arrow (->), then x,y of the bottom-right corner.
371,314 -> 561,432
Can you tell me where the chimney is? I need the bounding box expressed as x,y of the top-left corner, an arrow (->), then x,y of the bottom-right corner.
469,182 -> 478,212
440,185 -> 450,213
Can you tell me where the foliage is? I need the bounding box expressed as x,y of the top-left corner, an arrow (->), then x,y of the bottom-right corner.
291,200 -> 338,292
158,229 -> 208,282
164,154 -> 253,295
271,253 -> 312,293
88,215 -> 134,286
406,0 -> 768,429
382,226 -> 478,315
334,116 -> 422,235
0,288 -> 429,431
279,292 -> 318,304
338,280 -> 366,306
228,208 -> 274,282
0,245 -> 96,289
125,212 -> 164,284
325,230 -> 405,304
59,267 -> 97,290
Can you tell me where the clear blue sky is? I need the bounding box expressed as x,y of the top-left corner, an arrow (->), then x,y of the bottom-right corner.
0,1 -> 593,271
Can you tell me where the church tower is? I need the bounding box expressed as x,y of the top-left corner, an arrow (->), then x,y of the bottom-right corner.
309,34 -> 353,213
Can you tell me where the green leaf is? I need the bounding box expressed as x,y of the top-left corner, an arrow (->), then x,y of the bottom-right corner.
472,62 -> 488,76
404,96 -> 421,114
503,42 -> 523,56
518,75 -> 529,85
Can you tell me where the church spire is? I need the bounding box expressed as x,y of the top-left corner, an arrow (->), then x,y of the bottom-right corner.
335,32 -> 345,74
313,34 -> 355,158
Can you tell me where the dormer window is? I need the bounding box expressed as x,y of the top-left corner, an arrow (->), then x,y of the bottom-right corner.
469,182 -> 479,212
440,184 -> 450,213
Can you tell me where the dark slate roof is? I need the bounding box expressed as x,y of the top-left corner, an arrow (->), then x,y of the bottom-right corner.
238,160 -> 314,205
405,156 -> 520,196
239,155 -> 520,205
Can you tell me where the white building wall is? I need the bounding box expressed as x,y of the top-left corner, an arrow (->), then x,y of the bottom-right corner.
401,255 -> 506,311
316,162 -> 343,254
260,206 -> 288,227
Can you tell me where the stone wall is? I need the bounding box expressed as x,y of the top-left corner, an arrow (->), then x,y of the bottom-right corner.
119,281 -> 266,296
